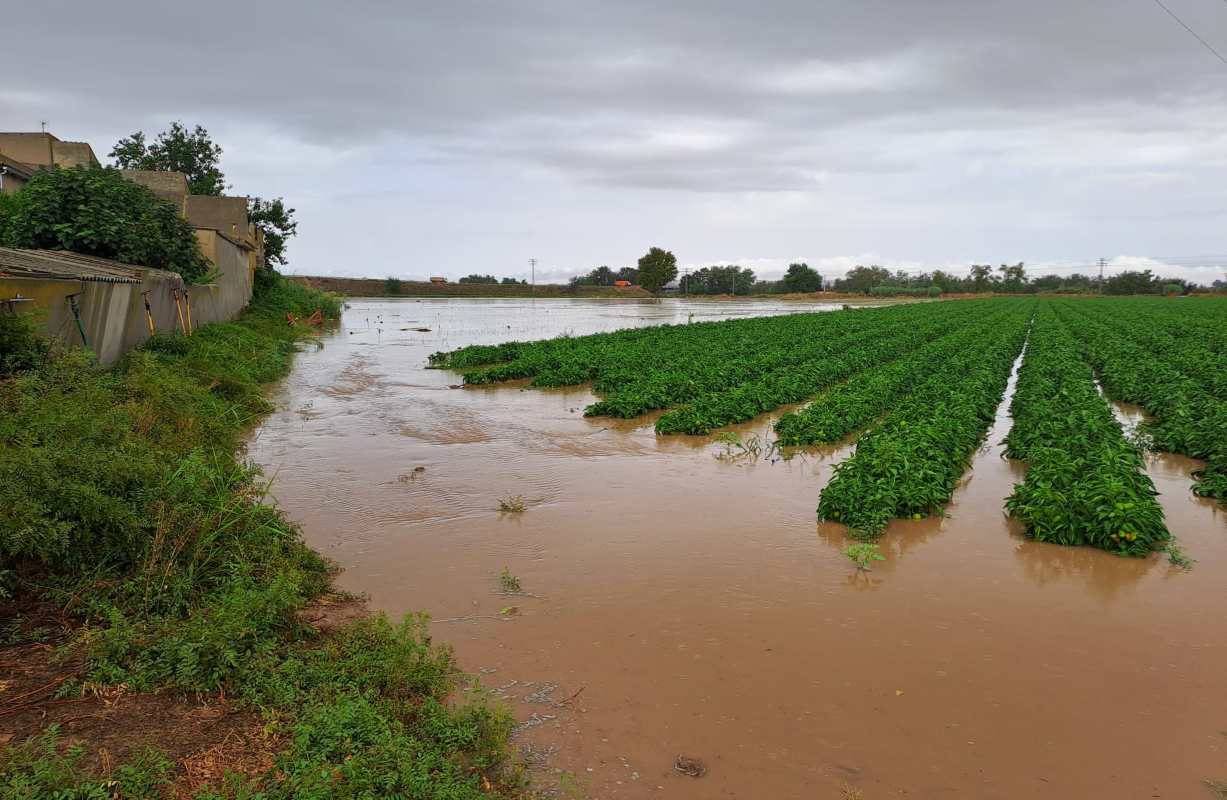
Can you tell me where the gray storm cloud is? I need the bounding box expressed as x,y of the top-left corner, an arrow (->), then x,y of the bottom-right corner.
3,0 -> 1225,280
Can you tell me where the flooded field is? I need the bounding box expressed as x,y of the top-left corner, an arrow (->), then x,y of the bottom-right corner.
249,298 -> 1227,799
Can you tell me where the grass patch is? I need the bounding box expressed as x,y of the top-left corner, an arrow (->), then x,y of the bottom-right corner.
0,272 -> 523,796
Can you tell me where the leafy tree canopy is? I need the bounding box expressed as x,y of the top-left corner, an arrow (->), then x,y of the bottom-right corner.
458,274 -> 499,284
570,265 -> 638,287
110,121 -> 227,196
636,247 -> 678,293
684,265 -> 756,295
0,166 -> 210,282
781,262 -> 823,293
247,196 -> 297,268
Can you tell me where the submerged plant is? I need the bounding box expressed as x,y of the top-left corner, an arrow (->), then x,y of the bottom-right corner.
499,567 -> 521,594
498,495 -> 526,513
712,431 -> 787,463
843,542 -> 885,572
1166,541 -> 1195,570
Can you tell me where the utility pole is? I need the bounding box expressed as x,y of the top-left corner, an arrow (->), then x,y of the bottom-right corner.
529,258 -> 536,289
39,121 -> 47,132
1097,257 -> 1107,294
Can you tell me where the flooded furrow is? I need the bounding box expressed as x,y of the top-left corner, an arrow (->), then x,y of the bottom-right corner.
249,298 -> 1227,799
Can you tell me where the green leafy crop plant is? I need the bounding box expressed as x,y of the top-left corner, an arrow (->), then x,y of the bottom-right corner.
773,304 -> 1025,446
651,301 -> 1001,434
1003,303 -> 1169,555
1052,297 -> 1227,507
432,300 -> 1021,431
816,301 -> 1033,535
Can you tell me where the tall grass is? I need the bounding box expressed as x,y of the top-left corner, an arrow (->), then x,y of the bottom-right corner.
0,272 -> 521,797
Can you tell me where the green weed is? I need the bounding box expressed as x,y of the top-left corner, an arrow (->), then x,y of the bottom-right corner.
0,727 -> 172,798
843,542 -> 885,571
499,567 -> 522,594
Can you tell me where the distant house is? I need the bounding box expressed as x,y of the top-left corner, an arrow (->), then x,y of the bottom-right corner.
430,276 -> 447,284
120,170 -> 264,277
0,131 -> 99,194
0,131 -> 100,170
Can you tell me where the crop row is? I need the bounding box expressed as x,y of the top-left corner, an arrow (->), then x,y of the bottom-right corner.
772,304 -> 1023,446
816,302 -> 1032,535
434,300 -> 1015,424
1052,299 -> 1227,506
589,302 -> 975,420
1002,303 -> 1169,555
650,301 -> 1001,433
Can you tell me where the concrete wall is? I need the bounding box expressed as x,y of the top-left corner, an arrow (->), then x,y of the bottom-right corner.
2,274 -> 180,365
0,132 -> 99,168
190,230 -> 254,328
120,169 -> 189,211
0,133 -> 54,166
185,195 -> 250,239
3,242 -> 255,365
0,171 -> 28,194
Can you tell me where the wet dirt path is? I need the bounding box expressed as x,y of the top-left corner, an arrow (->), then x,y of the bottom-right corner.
249,298 -> 1227,799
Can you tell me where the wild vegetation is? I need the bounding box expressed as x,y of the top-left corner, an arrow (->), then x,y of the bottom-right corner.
0,273 -> 523,797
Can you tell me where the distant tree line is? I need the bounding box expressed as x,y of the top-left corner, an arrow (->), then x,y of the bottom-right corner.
831,263 -> 1200,296
569,265 -> 640,287
457,274 -> 527,285
562,249 -> 1216,298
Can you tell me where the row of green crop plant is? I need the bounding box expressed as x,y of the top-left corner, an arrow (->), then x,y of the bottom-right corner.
773,303 -> 1026,445
457,300 -> 970,409
1052,299 -> 1227,506
584,305 -> 952,419
434,299 -> 1016,425
1002,303 -> 1169,555
816,301 -> 1033,534
649,301 -> 1005,433
433,306 -> 843,380
1077,297 -> 1227,400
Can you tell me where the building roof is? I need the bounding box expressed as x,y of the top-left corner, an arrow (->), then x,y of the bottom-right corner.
0,248 -> 172,284
0,153 -> 34,180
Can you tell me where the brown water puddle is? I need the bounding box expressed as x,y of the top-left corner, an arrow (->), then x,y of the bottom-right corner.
249,298 -> 1227,799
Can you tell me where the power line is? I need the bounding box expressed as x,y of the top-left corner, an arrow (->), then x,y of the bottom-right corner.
1150,0 -> 1227,67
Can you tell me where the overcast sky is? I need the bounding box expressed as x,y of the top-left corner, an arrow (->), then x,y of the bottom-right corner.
4,0 -> 1227,283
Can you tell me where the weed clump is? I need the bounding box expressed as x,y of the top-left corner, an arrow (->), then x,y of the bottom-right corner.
498,494 -> 526,513
499,567 -> 522,594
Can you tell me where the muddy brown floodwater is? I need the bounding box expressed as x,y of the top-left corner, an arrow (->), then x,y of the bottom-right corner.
249,298 -> 1227,799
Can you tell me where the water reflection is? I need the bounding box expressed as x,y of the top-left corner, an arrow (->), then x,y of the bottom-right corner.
1010,536 -> 1152,598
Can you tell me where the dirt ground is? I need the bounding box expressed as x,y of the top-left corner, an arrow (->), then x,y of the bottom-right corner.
0,594 -> 368,796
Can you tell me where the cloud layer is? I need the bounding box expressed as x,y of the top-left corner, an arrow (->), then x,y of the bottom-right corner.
4,0 -> 1227,282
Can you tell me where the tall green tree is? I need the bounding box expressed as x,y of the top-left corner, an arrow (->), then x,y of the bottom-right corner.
246,196 -> 297,267
110,122 -> 227,196
781,262 -> 823,292
834,265 -> 892,293
636,247 -> 678,293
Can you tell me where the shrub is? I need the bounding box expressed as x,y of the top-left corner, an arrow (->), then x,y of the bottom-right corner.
0,166 -> 211,282
0,310 -> 50,376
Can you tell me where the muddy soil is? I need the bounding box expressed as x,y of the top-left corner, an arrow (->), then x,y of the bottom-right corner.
248,298 -> 1227,799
